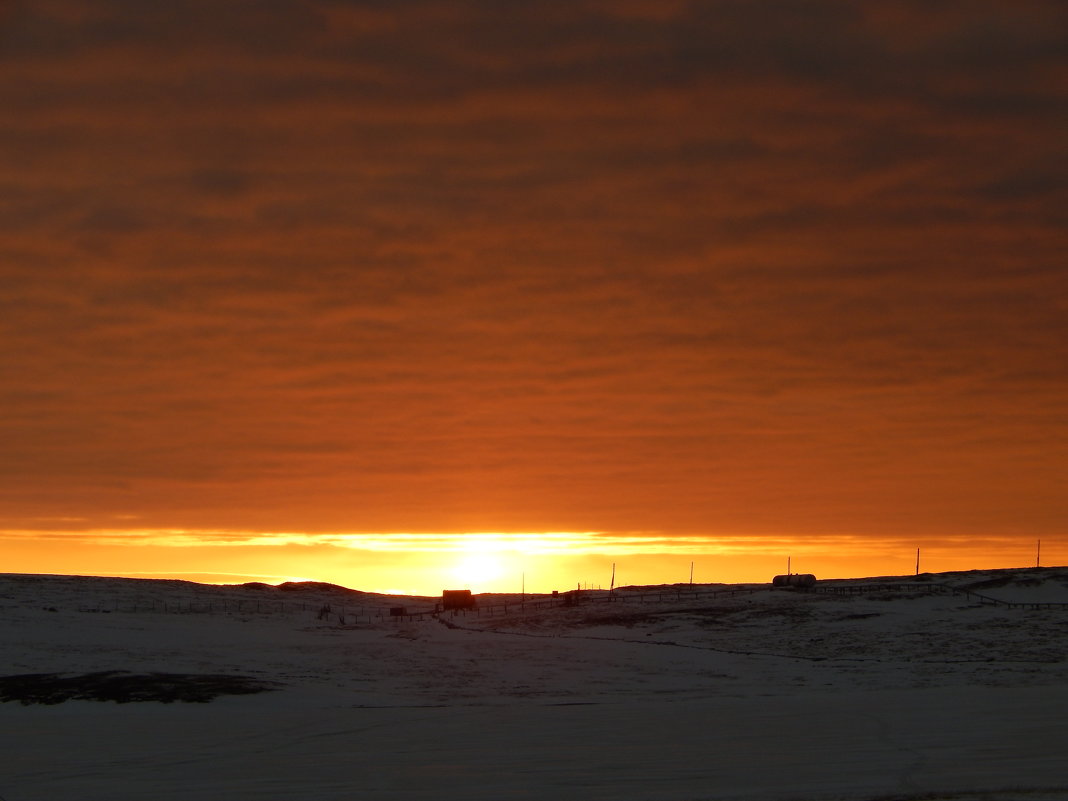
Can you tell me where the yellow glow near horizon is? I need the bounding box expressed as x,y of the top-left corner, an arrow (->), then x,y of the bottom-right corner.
1,527 -> 1059,596
450,552 -> 506,589
0,528 -> 959,556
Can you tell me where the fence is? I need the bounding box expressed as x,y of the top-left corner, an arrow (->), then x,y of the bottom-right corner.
813,581 -> 1068,610
72,600 -> 434,622
58,578 -> 1068,623
444,585 -> 763,621
813,582 -> 949,597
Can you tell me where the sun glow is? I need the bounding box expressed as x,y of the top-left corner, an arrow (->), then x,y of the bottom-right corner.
450,552 -> 506,589
444,534 -> 516,591
2,526 -> 1060,596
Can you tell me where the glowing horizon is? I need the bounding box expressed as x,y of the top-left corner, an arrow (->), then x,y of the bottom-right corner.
2,528 -> 1057,597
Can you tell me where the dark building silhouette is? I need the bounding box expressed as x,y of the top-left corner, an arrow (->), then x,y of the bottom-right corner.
772,573 -> 817,588
441,589 -> 476,610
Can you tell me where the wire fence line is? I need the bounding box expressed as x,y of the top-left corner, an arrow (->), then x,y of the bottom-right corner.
59,584 -> 765,622
69,600 -> 430,622
61,584 -> 760,620
22,577 -> 1067,624
443,585 -> 764,622
812,581 -> 1068,610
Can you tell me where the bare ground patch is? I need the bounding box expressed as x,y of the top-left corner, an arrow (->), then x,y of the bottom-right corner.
0,671 -> 278,705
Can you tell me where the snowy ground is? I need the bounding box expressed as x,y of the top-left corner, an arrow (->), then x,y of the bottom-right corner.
2,568 -> 1067,800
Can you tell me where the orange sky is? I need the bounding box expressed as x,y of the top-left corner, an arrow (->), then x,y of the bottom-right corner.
1,1 -> 1066,593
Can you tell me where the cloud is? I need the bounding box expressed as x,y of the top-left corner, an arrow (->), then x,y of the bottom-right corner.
1,0 -> 1065,545
0,527 -> 1014,559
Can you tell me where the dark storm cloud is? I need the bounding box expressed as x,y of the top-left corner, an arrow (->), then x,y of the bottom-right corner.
1,0 -> 1065,538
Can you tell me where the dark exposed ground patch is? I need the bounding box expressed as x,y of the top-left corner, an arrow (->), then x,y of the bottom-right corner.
0,671 -> 278,705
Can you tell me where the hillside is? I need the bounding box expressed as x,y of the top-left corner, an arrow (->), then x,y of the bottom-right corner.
2,567 -> 1067,800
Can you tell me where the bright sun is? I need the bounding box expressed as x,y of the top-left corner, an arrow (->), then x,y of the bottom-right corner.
450,552 -> 505,589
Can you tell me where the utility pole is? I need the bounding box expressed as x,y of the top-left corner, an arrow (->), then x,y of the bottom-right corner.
1037,539 -> 1041,568
915,548 -> 920,576
787,556 -> 791,576
610,563 -> 616,594
689,561 -> 694,586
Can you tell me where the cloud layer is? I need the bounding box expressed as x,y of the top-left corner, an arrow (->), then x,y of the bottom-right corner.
2,1 -> 1066,545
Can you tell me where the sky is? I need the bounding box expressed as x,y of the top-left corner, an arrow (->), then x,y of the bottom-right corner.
1,0 -> 1066,593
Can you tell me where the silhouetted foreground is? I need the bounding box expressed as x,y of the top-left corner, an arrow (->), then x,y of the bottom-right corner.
2,569 -> 1067,800
0,671 -> 277,705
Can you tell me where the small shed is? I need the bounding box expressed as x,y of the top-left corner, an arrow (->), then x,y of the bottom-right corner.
772,573 -> 817,588
442,589 -> 477,610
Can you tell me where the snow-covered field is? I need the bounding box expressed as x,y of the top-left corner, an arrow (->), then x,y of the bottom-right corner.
2,568 -> 1067,800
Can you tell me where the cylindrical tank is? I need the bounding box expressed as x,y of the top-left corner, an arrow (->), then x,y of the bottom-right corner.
772,573 -> 817,588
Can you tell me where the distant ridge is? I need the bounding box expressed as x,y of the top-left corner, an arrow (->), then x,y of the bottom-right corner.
4,565 -> 1066,598
822,565 -> 1068,585
275,581 -> 366,595
236,580 -> 366,595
